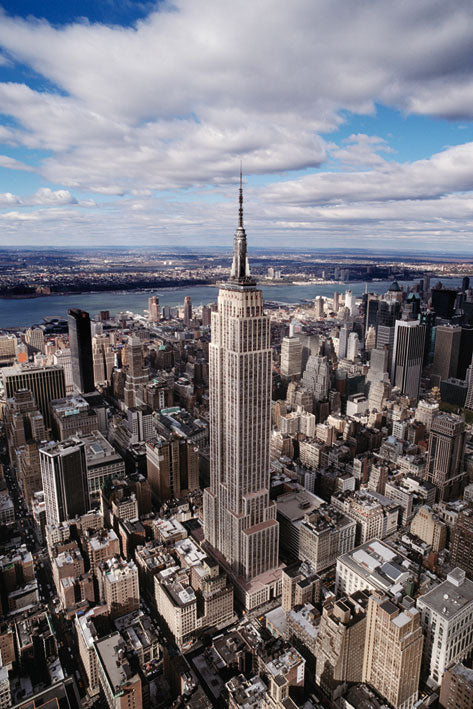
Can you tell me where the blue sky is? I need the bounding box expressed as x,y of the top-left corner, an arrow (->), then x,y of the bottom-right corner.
1,1 -> 473,252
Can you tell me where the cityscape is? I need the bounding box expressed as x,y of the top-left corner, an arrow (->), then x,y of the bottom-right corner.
1,179 -> 473,709
3,2 -> 473,709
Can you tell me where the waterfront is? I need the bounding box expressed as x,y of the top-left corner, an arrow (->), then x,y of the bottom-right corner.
0,278 -> 463,328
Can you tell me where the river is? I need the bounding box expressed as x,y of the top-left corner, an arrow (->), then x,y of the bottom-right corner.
0,278 -> 463,328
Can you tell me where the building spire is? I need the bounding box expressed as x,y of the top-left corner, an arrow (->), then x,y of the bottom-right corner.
230,165 -> 254,285
239,161 -> 244,229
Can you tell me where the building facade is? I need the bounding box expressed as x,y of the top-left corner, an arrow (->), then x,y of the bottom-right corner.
68,308 -> 95,394
203,177 -> 279,609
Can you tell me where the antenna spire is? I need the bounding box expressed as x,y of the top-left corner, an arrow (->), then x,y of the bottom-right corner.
239,161 -> 243,228
229,164 -> 254,285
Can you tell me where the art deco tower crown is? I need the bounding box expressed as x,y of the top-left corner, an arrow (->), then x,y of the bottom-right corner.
229,167 -> 254,285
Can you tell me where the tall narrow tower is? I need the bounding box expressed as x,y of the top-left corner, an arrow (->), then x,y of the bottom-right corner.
68,308 -> 94,394
203,172 -> 279,609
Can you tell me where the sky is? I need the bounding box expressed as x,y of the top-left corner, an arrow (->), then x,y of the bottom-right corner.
1,1 -> 473,253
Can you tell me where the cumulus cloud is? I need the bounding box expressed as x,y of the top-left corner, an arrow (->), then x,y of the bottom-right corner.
0,188 -> 76,207
1,1 -> 473,247
263,142 -> 473,205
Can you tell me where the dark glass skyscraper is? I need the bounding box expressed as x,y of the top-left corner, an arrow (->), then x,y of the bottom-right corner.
68,308 -> 94,394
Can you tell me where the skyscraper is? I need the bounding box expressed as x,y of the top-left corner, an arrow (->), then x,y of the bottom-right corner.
362,593 -> 423,709
203,172 -> 279,610
39,439 -> 90,525
280,336 -> 302,379
68,309 -> 94,394
123,337 -> 148,408
426,413 -> 466,501
2,364 -> 66,429
391,319 -> 426,398
148,296 -> 160,322
431,325 -> 461,384
183,296 -> 192,326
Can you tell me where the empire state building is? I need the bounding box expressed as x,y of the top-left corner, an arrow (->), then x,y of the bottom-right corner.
203,174 -> 280,610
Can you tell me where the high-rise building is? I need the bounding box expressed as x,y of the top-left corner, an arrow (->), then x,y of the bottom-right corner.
345,290 -> 355,315
417,568 -> 473,686
457,327 -> 473,379
25,327 -> 44,353
415,399 -> 439,433
450,506 -> 473,578
298,507 -> 356,573
203,174 -> 280,610
97,557 -> 139,619
391,320 -> 426,398
302,354 -> 330,401
431,287 -> 457,319
464,354 -> 473,411
439,662 -> 473,709
39,439 -> 90,526
183,296 -> 192,326
280,337 -> 302,379
0,335 -> 17,367
123,337 -> 148,408
5,389 -> 46,507
148,295 -> 160,322
201,304 -> 211,327
92,335 -> 115,386
432,325 -> 461,384
347,332 -> 359,361
315,591 -> 370,699
68,309 -> 94,394
338,325 -> 348,358
426,413 -> 466,501
94,632 -> 142,708
2,364 -> 66,429
365,325 -> 376,351
410,505 -> 447,551
53,348 -> 73,393
314,296 -> 324,318
363,593 -> 423,709
146,436 -> 199,502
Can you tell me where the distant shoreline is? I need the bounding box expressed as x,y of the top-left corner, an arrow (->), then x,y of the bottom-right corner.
0,276 -> 423,301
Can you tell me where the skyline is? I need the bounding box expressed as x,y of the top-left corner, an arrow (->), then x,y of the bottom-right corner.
0,2 -> 473,250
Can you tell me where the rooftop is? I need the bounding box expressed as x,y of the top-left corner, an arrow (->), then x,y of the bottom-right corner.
418,568 -> 473,619
338,539 -> 413,594
95,632 -> 135,694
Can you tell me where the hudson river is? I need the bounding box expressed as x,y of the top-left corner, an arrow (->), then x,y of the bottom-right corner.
0,278 -> 463,328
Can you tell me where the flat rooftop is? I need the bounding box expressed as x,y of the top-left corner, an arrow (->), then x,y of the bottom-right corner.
276,488 -> 324,522
95,632 -> 133,694
338,539 -> 412,593
418,569 -> 473,620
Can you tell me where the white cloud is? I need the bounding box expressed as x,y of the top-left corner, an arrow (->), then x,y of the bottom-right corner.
0,154 -> 34,171
1,0 -> 472,194
263,142 -> 473,205
30,187 -> 77,205
0,188 -> 76,207
1,1 -> 473,248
